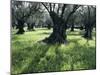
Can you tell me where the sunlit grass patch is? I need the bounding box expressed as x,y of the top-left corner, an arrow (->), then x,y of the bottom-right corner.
11,28 -> 96,74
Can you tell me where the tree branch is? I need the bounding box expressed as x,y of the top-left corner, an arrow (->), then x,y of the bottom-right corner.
49,3 -> 52,11
53,4 -> 55,12
57,4 -> 60,15
60,4 -> 66,18
64,5 -> 80,28
41,2 -> 50,13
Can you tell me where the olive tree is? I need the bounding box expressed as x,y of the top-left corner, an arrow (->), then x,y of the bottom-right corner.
41,3 -> 80,44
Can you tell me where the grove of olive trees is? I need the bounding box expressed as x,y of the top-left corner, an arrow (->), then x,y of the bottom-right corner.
11,1 -> 96,74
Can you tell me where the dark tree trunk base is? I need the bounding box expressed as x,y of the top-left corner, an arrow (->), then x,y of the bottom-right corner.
28,29 -> 35,31
83,32 -> 92,39
41,11 -> 68,44
42,32 -> 67,44
83,34 -> 92,39
83,27 -> 92,39
42,37 -> 67,44
16,28 -> 25,34
70,29 -> 74,31
70,26 -> 74,31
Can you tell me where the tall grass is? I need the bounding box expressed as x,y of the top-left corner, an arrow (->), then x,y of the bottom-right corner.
11,28 -> 96,74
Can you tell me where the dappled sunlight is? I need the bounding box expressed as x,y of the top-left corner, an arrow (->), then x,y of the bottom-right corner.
11,1 -> 96,74
11,28 -> 96,74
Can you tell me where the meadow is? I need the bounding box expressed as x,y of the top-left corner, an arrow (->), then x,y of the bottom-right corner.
11,28 -> 96,74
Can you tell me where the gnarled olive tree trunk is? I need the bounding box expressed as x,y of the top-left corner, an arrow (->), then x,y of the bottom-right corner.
41,3 -> 80,44
43,12 -> 67,44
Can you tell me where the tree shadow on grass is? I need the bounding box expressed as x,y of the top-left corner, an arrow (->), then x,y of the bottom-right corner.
12,39 -> 96,74
19,44 -> 66,74
63,40 -> 96,70
12,43 -> 51,74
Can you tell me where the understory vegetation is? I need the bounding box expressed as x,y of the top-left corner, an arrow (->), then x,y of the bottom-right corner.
11,28 -> 96,74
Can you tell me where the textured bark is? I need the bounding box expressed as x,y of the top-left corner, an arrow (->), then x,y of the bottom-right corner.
43,25 -> 66,44
42,12 -> 67,44
41,3 -> 80,44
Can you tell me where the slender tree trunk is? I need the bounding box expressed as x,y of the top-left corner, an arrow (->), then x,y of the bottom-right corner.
27,23 -> 31,31
71,24 -> 74,31
70,16 -> 74,31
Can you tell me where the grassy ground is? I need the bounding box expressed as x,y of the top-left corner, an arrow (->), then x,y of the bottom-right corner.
11,28 -> 96,74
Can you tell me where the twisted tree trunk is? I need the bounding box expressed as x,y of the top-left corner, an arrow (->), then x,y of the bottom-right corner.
42,12 -> 67,44
41,3 -> 80,44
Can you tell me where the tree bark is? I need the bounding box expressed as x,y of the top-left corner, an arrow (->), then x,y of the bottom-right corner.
27,23 -> 35,31
41,4 -> 80,44
16,20 -> 25,34
43,24 -> 67,44
47,24 -> 51,29
16,27 -> 25,34
42,12 -> 67,44
71,22 -> 74,31
83,24 -> 92,39
83,6 -> 92,39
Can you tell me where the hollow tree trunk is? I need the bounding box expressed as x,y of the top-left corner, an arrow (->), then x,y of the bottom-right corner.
16,20 -> 25,34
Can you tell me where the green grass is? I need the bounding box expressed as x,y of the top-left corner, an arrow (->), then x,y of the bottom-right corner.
11,28 -> 96,74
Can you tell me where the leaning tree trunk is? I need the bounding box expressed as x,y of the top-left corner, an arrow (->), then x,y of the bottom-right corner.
16,20 -> 25,34
42,12 -> 67,44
